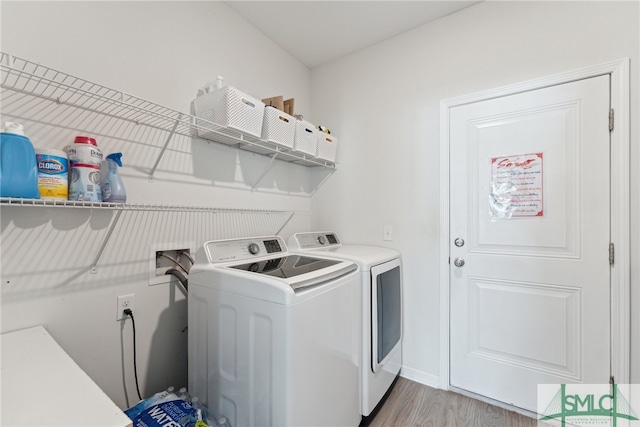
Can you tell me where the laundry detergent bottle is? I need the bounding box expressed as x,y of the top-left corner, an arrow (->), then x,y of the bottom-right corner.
0,122 -> 40,199
102,152 -> 126,203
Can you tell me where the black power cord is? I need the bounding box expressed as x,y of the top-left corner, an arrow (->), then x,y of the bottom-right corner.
124,308 -> 143,402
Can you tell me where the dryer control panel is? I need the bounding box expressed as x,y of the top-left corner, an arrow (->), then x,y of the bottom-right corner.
204,236 -> 286,263
290,232 -> 341,250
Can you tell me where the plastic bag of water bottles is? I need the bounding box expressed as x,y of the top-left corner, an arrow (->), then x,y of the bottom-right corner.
125,387 -> 230,427
131,399 -> 196,427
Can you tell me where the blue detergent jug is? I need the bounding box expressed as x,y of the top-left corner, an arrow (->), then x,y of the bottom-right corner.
0,122 -> 40,199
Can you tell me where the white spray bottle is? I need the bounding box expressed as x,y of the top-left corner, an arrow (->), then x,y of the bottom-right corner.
102,152 -> 126,203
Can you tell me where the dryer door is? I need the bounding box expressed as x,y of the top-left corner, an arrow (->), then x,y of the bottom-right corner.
371,258 -> 402,373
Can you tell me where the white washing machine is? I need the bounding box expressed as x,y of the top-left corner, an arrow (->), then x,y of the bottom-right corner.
288,232 -> 402,425
188,236 -> 361,427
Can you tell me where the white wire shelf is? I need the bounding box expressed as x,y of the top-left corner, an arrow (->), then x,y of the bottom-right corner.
1,197 -> 306,273
0,51 -> 336,170
0,197 -> 300,215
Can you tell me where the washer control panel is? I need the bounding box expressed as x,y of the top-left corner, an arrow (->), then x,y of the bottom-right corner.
204,236 -> 286,263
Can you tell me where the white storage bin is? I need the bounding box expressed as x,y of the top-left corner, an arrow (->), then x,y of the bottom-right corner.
261,107 -> 295,149
293,120 -> 318,156
316,133 -> 338,162
193,86 -> 265,138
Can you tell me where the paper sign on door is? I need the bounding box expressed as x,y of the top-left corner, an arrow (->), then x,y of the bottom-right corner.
489,153 -> 543,220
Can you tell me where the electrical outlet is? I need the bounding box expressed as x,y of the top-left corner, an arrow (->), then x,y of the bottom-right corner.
384,225 -> 393,241
116,294 -> 135,321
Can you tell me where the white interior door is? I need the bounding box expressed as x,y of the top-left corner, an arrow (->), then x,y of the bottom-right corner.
449,75 -> 611,412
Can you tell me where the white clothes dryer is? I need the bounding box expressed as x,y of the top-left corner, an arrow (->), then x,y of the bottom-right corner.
288,232 -> 402,425
188,236 -> 361,427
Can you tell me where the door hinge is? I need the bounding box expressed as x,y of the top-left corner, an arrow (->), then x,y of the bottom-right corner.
609,243 -> 615,265
610,375 -> 615,385
609,108 -> 614,132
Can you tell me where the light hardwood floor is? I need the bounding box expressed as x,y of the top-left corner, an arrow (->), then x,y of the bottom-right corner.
369,377 -> 541,427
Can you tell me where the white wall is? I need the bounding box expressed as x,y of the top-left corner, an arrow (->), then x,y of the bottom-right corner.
0,1 -> 318,409
310,1 -> 640,385
3,0 -> 639,414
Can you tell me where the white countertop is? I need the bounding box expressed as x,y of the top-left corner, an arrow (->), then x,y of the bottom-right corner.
1,325 -> 132,427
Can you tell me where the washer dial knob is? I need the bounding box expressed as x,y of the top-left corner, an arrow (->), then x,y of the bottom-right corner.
317,235 -> 326,245
248,243 -> 260,255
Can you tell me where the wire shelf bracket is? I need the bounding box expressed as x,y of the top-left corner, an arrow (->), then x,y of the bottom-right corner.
275,212 -> 296,236
310,168 -> 337,196
251,151 -> 280,190
149,114 -> 183,180
90,209 -> 123,274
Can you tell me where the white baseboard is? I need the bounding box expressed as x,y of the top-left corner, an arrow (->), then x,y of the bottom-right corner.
399,365 -> 440,389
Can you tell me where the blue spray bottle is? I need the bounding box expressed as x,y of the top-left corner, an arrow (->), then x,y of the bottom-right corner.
102,152 -> 126,203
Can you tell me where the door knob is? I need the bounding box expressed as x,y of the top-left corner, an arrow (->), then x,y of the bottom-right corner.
453,257 -> 465,267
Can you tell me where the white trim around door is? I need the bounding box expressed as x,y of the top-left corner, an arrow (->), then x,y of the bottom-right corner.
439,58 -> 631,393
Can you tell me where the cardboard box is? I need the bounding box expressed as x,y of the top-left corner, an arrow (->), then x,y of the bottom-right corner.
284,98 -> 295,116
262,96 -> 284,111
261,96 -> 295,116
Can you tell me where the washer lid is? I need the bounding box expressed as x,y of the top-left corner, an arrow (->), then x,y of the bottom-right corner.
229,254 -> 339,276
228,254 -> 354,291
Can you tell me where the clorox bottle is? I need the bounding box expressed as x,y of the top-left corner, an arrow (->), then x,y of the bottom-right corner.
102,152 -> 126,203
0,122 -> 40,199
